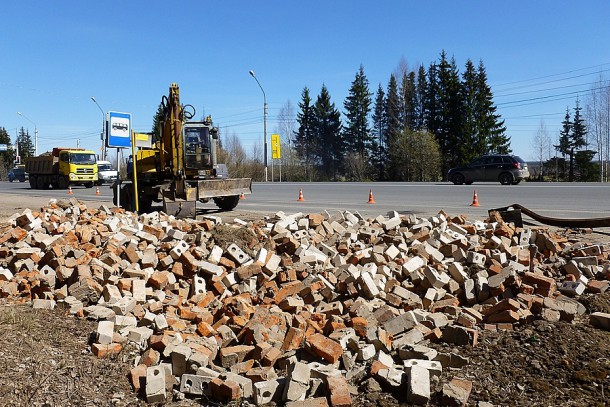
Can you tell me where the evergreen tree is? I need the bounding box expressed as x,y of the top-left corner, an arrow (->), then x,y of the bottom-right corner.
294,86 -> 317,177
371,84 -> 386,180
385,74 -> 401,180
436,51 -> 464,171
0,127 -> 15,171
556,102 -> 588,181
18,127 -> 35,157
424,62 -> 441,144
570,99 -> 588,180
475,60 -> 509,154
343,65 -> 372,161
400,70 -> 417,131
460,59 -> 481,164
312,85 -> 343,180
152,103 -> 165,142
414,65 -> 427,131
555,108 -> 572,180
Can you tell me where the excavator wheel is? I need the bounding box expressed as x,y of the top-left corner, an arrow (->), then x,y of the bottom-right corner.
213,196 -> 240,211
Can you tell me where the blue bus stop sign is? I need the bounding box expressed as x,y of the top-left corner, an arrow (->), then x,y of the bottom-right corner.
107,111 -> 132,148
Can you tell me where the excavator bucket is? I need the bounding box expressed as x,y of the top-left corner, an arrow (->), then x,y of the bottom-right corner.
196,178 -> 252,199
163,197 -> 197,219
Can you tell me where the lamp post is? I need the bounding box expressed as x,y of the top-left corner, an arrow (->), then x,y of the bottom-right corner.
17,112 -> 37,156
91,97 -> 106,160
249,70 -> 268,182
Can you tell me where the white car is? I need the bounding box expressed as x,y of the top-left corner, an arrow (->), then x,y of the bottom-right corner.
96,160 -> 118,185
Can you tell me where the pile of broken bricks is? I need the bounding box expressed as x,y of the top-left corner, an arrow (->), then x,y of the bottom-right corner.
1,198 -> 610,406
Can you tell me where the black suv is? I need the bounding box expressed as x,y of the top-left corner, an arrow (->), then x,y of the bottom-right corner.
447,154 -> 529,185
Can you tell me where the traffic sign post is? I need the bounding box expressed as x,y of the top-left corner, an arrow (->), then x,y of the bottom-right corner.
106,111 -> 132,209
271,134 -> 281,182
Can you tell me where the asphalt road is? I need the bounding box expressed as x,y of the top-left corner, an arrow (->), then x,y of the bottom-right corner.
2,181 -> 610,223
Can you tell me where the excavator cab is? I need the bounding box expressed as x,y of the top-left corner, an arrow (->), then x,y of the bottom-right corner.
183,124 -> 213,173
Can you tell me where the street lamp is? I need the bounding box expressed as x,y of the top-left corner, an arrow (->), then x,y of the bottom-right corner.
91,96 -> 106,160
17,112 -> 37,156
249,70 -> 268,182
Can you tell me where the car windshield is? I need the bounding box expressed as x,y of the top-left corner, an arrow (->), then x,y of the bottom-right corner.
513,156 -> 526,164
12,168 -> 24,175
70,153 -> 97,165
98,164 -> 113,171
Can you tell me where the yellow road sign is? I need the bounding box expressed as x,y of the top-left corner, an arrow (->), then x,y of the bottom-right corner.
271,134 -> 281,159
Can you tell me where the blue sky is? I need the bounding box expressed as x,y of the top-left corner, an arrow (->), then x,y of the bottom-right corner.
2,1 -> 609,162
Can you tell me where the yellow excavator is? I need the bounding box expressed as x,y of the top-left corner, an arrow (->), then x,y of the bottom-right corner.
113,83 -> 252,217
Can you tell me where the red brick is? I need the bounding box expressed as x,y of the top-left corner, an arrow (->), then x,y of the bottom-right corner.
327,375 -> 352,407
486,310 -> 520,324
92,342 -> 123,358
306,333 -> 343,363
129,364 -> 147,391
140,348 -> 160,366
210,378 -> 241,401
281,327 -> 305,352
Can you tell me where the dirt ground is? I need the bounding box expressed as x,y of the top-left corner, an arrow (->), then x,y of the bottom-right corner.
2,194 -> 610,406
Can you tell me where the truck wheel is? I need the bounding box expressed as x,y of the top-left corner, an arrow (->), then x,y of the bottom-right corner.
213,196 -> 240,211
29,176 -> 37,189
58,176 -> 69,190
36,176 -> 49,190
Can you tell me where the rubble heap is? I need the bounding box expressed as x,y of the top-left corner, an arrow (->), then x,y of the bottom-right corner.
1,198 -> 610,406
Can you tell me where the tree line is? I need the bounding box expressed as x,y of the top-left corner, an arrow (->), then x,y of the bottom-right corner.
282,51 -> 509,181
0,127 -> 34,179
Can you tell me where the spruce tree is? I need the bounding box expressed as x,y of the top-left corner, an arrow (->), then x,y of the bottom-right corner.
385,74 -> 401,180
475,60 -> 509,154
436,51 -> 464,171
371,84 -> 386,180
414,65 -> 427,131
312,85 -> 343,180
400,71 -> 417,131
294,87 -> 316,173
570,99 -> 588,181
343,65 -> 372,161
18,127 -> 35,157
0,127 -> 15,170
424,62 -> 441,145
152,103 -> 165,142
461,59 -> 481,164
555,108 -> 572,180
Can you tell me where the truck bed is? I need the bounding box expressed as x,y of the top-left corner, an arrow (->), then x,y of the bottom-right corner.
25,156 -> 58,175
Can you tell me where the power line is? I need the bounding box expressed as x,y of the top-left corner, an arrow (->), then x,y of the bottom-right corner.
496,78 -> 610,99
494,62 -> 610,88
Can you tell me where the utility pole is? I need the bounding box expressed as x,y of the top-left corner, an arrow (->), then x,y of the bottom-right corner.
91,97 -> 106,160
249,70 -> 268,182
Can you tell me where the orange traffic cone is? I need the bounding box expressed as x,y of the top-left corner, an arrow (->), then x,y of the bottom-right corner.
367,189 -> 376,204
240,192 -> 245,199
95,185 -> 101,195
68,185 -> 73,195
297,189 -> 305,202
470,190 -> 480,207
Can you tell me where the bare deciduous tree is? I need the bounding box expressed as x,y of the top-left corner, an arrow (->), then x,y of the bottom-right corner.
344,151 -> 367,181
275,100 -> 296,181
531,120 -> 551,180
586,75 -> 610,181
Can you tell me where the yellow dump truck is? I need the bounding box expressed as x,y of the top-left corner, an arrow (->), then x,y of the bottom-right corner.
25,147 -> 98,189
